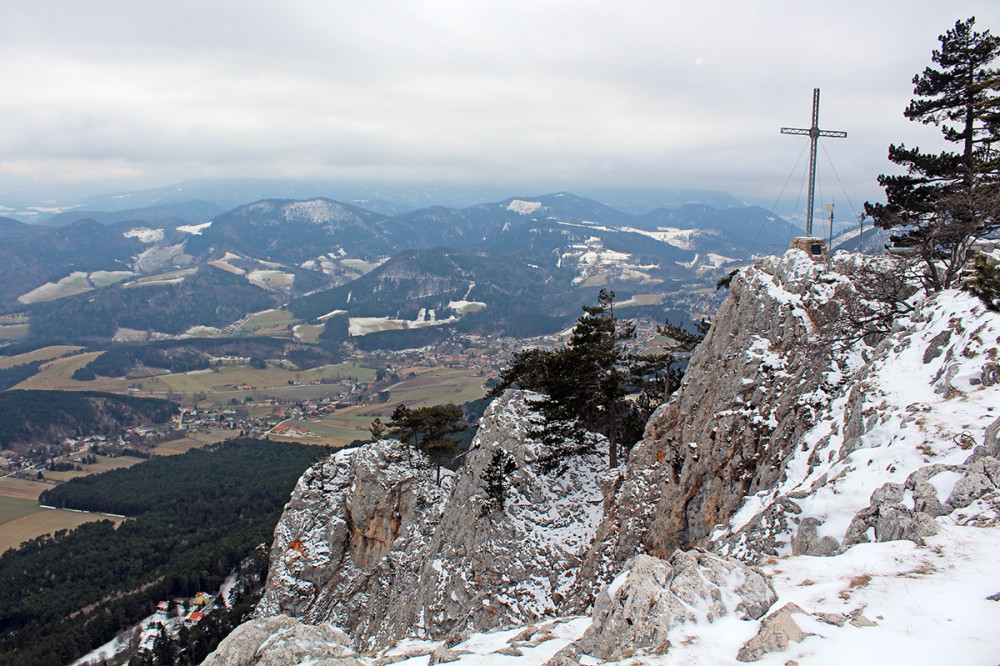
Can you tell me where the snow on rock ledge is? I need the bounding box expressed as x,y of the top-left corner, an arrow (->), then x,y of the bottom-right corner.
715,285 -> 1000,561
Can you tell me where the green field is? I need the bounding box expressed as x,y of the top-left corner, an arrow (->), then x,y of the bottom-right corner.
0,496 -> 41,524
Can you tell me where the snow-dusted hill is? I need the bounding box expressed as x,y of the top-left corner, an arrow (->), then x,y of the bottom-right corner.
204,249 -> 1000,665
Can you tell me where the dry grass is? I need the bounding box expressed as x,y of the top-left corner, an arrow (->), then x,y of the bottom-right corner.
900,563 -> 937,578
0,325 -> 29,341
0,345 -> 84,370
840,572 -> 873,599
0,477 -> 51,501
294,324 -> 325,344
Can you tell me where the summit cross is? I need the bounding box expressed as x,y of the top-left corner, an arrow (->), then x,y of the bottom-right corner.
781,88 -> 847,236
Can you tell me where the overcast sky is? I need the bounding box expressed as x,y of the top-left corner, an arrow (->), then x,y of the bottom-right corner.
2,1 -> 998,216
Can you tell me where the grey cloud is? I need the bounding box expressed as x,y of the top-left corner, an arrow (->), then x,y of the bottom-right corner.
1,0 -> 998,205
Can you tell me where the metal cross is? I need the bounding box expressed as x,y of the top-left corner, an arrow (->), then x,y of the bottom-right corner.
781,88 -> 846,236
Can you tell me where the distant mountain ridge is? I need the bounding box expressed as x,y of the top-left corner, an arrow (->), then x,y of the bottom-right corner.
0,191 -> 804,342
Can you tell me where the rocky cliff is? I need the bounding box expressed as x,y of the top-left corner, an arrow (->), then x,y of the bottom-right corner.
253,390 -> 607,651
206,249 -> 1000,665
575,250 -> 853,597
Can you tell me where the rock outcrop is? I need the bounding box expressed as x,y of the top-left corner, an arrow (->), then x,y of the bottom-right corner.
253,390 -> 606,651
711,280 -> 1000,562
202,616 -> 362,666
576,251 -> 851,596
255,437 -> 451,649
568,552 -> 775,662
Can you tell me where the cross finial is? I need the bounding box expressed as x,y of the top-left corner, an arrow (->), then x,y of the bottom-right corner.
781,89 -> 847,236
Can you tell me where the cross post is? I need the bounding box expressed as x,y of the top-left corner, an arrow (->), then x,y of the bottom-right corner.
781,88 -> 847,235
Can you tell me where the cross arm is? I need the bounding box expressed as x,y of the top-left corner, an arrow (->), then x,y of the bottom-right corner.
781,127 -> 846,138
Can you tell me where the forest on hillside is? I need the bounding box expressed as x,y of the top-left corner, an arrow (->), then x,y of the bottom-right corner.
0,438 -> 320,666
0,390 -> 178,450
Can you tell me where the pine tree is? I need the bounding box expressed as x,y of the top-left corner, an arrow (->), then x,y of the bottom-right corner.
865,17 -> 1000,291
489,290 -> 636,469
479,450 -> 517,518
385,403 -> 464,483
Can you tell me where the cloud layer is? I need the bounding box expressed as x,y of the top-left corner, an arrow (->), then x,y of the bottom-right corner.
2,0 -> 998,209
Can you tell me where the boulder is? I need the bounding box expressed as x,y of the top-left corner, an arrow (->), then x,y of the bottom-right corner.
736,603 -> 811,662
201,616 -> 361,666
574,552 -> 776,661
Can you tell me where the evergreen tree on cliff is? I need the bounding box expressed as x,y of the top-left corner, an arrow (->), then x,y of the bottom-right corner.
865,16 -> 1000,291
488,289 -> 637,468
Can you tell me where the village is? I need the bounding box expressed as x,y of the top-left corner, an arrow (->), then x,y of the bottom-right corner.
0,316 -> 678,496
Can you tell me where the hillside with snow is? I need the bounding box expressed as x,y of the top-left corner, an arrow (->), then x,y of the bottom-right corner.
199,248 -> 1000,665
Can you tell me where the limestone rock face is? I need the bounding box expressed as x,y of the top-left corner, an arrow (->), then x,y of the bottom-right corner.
255,437 -> 452,648
406,391 -> 606,640
711,271 -> 1000,563
254,390 -> 606,651
577,251 -> 846,594
572,552 -> 776,662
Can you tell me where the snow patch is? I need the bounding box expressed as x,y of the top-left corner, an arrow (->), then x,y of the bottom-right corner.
177,221 -> 212,235
123,227 -> 165,243
507,200 -> 542,215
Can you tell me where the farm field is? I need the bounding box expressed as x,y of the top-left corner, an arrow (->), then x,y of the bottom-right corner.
40,454 -> 148,483
0,476 -> 51,501
11,351 -> 103,390
0,345 -> 83,369
0,478 -> 126,553
270,367 -> 487,447
0,505 -> 124,553
0,496 -> 40,525
237,308 -> 301,336
12,356 -> 376,404
0,325 -> 28,341
294,324 -> 324,343
154,430 -> 234,456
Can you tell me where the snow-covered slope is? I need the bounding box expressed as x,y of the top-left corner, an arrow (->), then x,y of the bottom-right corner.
206,249 -> 1000,665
